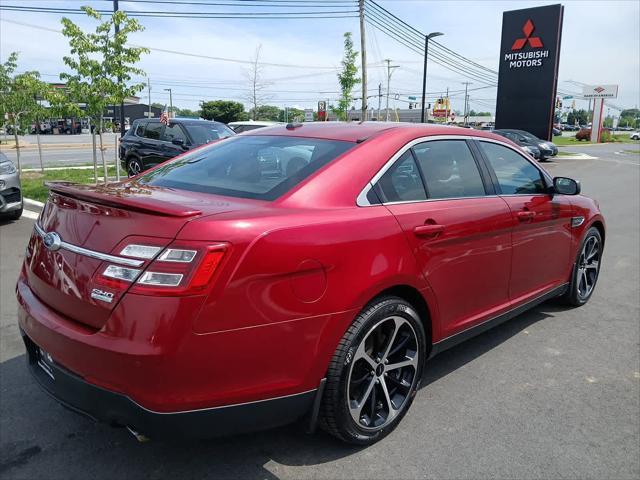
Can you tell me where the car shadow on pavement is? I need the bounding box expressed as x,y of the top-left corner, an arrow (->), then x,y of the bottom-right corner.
0,301 -> 566,479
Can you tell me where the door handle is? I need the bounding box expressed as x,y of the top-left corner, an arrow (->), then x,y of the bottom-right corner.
517,211 -> 535,222
413,224 -> 445,238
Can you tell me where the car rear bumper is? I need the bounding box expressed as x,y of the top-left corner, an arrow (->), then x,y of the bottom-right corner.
21,330 -> 316,439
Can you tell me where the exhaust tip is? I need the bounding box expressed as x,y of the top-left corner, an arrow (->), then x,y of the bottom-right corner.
126,425 -> 150,443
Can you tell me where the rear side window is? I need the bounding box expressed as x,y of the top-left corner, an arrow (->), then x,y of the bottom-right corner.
412,140 -> 486,199
186,123 -> 234,145
162,123 -> 188,143
374,151 -> 427,203
134,122 -> 146,137
144,123 -> 163,140
479,141 -> 546,194
137,135 -> 355,200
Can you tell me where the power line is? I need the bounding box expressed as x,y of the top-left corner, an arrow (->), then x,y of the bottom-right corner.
0,5 -> 359,18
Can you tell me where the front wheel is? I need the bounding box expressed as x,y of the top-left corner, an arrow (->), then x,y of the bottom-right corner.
319,296 -> 426,445
562,227 -> 603,306
127,158 -> 143,177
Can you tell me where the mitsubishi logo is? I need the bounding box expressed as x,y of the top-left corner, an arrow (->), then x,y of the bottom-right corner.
512,19 -> 543,50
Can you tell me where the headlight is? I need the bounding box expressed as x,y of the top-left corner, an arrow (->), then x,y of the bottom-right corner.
0,161 -> 17,175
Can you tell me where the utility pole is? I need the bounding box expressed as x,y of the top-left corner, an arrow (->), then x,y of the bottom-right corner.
147,77 -> 151,116
462,81 -> 472,126
359,0 -> 367,121
385,59 -> 398,121
164,88 -> 173,117
113,0 -> 126,136
421,32 -> 444,123
377,83 -> 382,120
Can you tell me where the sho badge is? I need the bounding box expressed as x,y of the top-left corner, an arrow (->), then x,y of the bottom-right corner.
91,288 -> 114,303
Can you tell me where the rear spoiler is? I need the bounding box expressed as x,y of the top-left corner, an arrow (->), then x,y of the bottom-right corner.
46,182 -> 203,218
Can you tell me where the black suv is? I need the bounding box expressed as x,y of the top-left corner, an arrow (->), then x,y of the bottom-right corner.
120,118 -> 234,175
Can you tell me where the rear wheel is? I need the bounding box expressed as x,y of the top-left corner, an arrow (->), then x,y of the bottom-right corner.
319,296 -> 426,445
127,158 -> 143,177
562,227 -> 602,306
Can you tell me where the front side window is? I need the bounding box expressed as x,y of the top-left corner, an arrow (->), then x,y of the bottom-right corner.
479,141 -> 547,195
162,123 -> 188,143
374,151 -> 427,203
144,122 -> 163,140
412,140 -> 486,199
137,135 -> 354,201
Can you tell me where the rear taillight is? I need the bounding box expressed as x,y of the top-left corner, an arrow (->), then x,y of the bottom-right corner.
95,241 -> 228,296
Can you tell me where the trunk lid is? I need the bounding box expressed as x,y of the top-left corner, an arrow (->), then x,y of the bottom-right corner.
25,181 -> 258,330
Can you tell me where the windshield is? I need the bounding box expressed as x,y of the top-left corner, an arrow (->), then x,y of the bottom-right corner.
187,123 -> 235,145
137,135 -> 355,200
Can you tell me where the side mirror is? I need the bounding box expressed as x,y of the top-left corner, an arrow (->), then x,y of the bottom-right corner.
553,176 -> 581,195
171,138 -> 184,146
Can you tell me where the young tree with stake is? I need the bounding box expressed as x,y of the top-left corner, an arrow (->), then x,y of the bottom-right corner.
331,32 -> 360,121
59,6 -> 148,182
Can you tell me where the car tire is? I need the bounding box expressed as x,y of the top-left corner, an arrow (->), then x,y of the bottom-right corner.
127,158 -> 143,177
319,296 -> 426,445
561,227 -> 603,307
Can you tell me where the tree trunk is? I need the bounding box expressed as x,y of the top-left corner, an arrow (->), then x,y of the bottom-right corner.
12,120 -> 21,174
99,117 -> 107,184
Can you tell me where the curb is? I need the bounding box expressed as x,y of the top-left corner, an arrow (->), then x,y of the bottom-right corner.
23,198 -> 45,213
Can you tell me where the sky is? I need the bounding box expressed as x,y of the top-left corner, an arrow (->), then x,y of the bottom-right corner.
1,0 -> 639,116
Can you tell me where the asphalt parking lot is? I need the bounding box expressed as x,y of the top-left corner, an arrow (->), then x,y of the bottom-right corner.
0,145 -> 638,479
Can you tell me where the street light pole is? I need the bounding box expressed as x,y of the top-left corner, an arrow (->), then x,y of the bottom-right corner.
421,31 -> 444,123
462,81 -> 473,126
385,59 -> 398,121
164,88 -> 173,118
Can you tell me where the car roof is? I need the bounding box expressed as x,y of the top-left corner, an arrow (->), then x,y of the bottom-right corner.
143,118 -> 222,125
228,121 -> 282,127
244,121 -> 482,142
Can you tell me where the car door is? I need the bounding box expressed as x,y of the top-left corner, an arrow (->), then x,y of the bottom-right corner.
373,139 -> 513,338
160,122 -> 190,159
476,140 -> 573,303
140,122 -> 166,167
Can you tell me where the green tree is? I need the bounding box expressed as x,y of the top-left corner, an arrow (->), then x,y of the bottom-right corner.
59,6 -> 148,181
279,107 -> 304,122
250,105 -> 280,121
0,52 -> 53,173
567,109 -> 589,126
200,100 -> 246,123
331,32 -> 360,121
175,108 -> 200,118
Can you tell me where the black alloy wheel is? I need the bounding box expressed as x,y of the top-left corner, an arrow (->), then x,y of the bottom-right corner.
319,296 -> 426,445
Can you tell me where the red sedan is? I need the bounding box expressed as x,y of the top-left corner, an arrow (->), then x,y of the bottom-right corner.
17,122 -> 605,445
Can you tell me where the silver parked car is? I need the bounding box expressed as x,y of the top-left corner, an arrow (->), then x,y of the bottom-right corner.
0,152 -> 22,220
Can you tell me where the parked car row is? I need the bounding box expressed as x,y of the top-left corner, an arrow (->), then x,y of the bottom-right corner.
493,129 -> 558,160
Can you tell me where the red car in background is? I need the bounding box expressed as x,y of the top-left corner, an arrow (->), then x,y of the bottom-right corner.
17,123 -> 605,445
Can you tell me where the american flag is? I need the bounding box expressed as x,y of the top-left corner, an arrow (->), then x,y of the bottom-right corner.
160,105 -> 169,125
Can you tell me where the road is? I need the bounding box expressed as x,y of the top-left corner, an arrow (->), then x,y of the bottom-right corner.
0,133 -> 119,169
0,150 -> 638,479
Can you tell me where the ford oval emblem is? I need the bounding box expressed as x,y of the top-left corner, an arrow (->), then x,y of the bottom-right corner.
43,232 -> 62,252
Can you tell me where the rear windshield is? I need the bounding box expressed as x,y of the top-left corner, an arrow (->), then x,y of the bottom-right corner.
137,135 -> 355,200
186,123 -> 235,144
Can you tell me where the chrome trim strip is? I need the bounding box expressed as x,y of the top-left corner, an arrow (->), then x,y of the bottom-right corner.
356,134 -> 552,207
129,387 -> 318,416
34,223 -> 145,267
